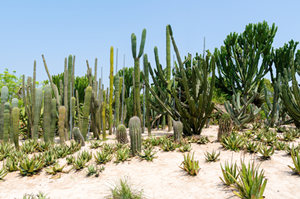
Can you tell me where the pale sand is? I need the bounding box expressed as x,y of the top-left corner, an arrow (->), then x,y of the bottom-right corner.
0,125 -> 299,199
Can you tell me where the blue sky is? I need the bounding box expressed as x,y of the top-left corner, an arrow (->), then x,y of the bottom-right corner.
0,0 -> 299,87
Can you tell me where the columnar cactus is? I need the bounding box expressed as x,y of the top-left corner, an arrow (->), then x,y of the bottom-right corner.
11,107 -> 20,149
217,113 -> 233,141
81,86 -> 92,140
129,116 -> 142,156
131,29 -> 146,120
33,88 -> 43,140
58,106 -> 66,145
166,26 -> 172,132
0,86 -> 9,141
172,120 -> 183,142
50,98 -> 57,142
3,102 -> 10,142
114,75 -> 120,129
143,54 -> 151,136
116,124 -> 128,144
43,85 -> 52,143
72,127 -> 85,146
11,98 -> 18,108
102,89 -> 107,139
109,46 -> 114,135
76,90 -> 81,129
64,58 -> 69,138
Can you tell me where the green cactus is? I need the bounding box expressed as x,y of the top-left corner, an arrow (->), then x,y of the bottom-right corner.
131,29 -> 146,119
64,57 -> 69,139
109,46 -> 114,135
32,88 -> 43,140
0,86 -> 9,140
72,127 -> 85,146
76,90 -> 81,129
58,106 -> 66,145
3,102 -> 10,142
217,113 -> 233,141
43,85 -> 52,143
166,26 -> 172,132
50,98 -> 57,142
143,54 -> 151,136
102,89 -> 106,139
129,116 -> 142,156
172,120 -> 182,142
116,124 -> 128,144
81,86 -> 92,140
11,98 -> 18,108
114,74 -> 120,129
71,96 -> 76,129
11,107 -> 19,149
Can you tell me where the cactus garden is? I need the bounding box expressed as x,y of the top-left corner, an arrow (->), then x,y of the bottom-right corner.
1,2 -> 300,198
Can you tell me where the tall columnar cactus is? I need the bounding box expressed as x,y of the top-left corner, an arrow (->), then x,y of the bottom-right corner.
73,127 -> 85,146
114,74 -> 120,129
81,86 -> 92,140
71,96 -> 76,129
102,89 -> 107,139
143,25 -> 215,136
43,85 -> 52,143
76,90 -> 81,129
116,124 -> 128,144
217,113 -> 233,141
11,98 -> 18,108
32,88 -> 43,140
143,54 -> 151,135
50,98 -> 57,142
3,102 -> 10,142
129,116 -> 142,156
166,25 -> 172,132
64,57 -> 69,138
109,47 -> 114,135
11,107 -> 20,149
58,106 -> 66,145
172,120 -> 182,142
0,86 -> 9,141
131,29 -> 146,120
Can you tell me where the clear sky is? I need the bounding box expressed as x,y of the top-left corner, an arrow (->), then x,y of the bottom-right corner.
0,0 -> 299,87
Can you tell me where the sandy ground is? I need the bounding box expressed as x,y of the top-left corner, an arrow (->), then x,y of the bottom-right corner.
0,125 -> 299,199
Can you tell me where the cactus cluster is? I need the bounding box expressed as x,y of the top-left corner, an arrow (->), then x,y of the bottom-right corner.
116,124 -> 128,144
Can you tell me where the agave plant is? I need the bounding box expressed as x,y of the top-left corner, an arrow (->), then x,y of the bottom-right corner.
288,150 -> 300,175
102,143 -> 114,154
86,164 -> 97,176
220,161 -> 239,186
22,192 -> 49,199
179,152 -> 200,176
245,142 -> 259,154
73,157 -> 88,170
138,147 -> 157,161
43,151 -> 57,166
45,163 -> 65,175
0,167 -> 8,180
221,132 -> 244,151
161,139 -> 177,152
275,141 -> 287,151
78,150 -> 92,162
115,147 -> 130,163
204,150 -> 221,162
233,161 -> 267,199
0,143 -> 14,161
94,150 -> 112,165
18,156 -> 44,176
285,144 -> 300,156
66,155 -> 75,165
5,156 -> 19,172
90,141 -> 102,149
259,145 -> 275,160
178,143 -> 192,153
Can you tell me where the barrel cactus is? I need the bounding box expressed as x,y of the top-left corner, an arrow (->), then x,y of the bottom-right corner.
217,113 -> 233,141
58,106 -> 66,145
72,127 -> 85,147
11,107 -> 20,149
129,116 -> 142,156
172,120 -> 183,142
116,124 -> 128,144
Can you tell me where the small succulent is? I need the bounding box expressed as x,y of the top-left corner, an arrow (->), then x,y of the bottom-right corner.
78,150 -> 92,162
220,161 -> 239,186
259,145 -> 275,160
180,152 -> 200,176
245,142 -> 259,153
73,157 -> 87,170
204,150 -> 221,162
66,155 -> 75,165
275,141 -> 287,151
115,147 -> 130,163
94,150 -> 112,164
178,143 -> 192,153
0,167 -> 8,180
139,147 -> 157,161
90,141 -> 102,149
161,139 -> 176,152
288,150 -> 300,175
5,156 -> 19,172
18,156 -> 44,176
102,143 -> 114,154
43,151 -> 57,166
45,163 -> 65,175
22,192 -> 49,199
221,132 -> 244,151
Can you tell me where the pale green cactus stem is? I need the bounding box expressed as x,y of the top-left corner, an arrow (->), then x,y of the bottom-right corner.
11,107 -> 20,149
3,102 -> 10,142
32,88 -> 43,140
50,98 -> 57,142
129,116 -> 142,156
0,86 -> 9,141
43,85 -> 52,143
58,106 -> 66,145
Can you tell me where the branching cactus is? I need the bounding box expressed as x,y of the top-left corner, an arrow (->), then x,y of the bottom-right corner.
58,106 -> 66,145
50,98 -> 57,142
217,113 -> 233,141
3,102 -> 10,142
81,86 -> 92,140
43,85 -> 52,143
173,120 -> 183,142
129,116 -> 142,156
72,127 -> 85,146
131,29 -> 146,119
0,86 -> 9,141
32,88 -> 43,140
116,124 -> 128,144
11,107 -> 20,149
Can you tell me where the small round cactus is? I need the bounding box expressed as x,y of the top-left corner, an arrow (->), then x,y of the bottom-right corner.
218,113 -> 233,141
116,124 -> 128,144
172,120 -> 183,142
129,116 -> 142,156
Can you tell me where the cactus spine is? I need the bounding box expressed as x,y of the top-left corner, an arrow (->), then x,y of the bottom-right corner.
32,88 -> 43,140
43,85 -> 52,143
73,127 -> 85,146
11,107 -> 19,149
172,120 -> 182,142
217,113 -> 233,141
131,29 -> 146,120
58,106 -> 66,144
50,98 -> 57,142
81,86 -> 92,140
109,46 -> 114,135
129,116 -> 142,156
0,86 -> 9,141
116,124 -> 128,144
143,54 -> 151,135
3,102 -> 10,142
